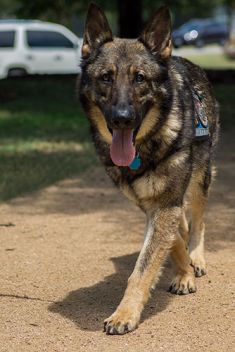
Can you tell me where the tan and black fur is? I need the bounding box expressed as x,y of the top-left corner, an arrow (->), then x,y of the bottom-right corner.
79,4 -> 219,335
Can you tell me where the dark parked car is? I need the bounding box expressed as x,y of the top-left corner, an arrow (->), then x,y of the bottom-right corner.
173,19 -> 229,48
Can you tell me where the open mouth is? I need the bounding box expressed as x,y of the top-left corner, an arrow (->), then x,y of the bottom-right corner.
110,129 -> 137,167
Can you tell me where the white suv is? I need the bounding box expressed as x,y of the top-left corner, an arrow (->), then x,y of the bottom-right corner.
0,20 -> 82,79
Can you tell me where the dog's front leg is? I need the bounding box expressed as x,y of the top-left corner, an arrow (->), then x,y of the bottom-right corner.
104,206 -> 181,335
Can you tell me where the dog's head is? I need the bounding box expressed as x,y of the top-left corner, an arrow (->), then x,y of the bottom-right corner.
80,4 -> 173,167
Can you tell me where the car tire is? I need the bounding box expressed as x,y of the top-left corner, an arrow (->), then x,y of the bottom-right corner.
173,39 -> 183,48
7,68 -> 28,78
195,39 -> 205,48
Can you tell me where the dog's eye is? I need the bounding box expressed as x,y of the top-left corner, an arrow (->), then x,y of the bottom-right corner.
135,73 -> 145,84
101,73 -> 112,83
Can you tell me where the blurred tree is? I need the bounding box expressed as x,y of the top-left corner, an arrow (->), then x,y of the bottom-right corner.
8,0 -> 117,32
144,0 -> 228,26
15,0 -> 81,25
0,0 -> 20,17
117,0 -> 142,38
1,0 -> 234,37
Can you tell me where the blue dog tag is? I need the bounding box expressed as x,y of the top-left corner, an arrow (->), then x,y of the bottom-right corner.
129,154 -> 141,170
195,121 -> 209,138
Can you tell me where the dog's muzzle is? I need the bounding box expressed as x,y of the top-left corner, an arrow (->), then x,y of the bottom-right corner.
109,104 -> 136,130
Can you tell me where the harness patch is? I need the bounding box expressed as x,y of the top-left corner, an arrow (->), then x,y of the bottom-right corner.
193,92 -> 210,139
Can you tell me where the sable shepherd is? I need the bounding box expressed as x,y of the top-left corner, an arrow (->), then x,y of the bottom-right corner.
79,4 -> 219,335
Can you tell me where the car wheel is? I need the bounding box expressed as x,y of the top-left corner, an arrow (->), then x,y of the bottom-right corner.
195,39 -> 205,48
173,39 -> 183,48
7,68 -> 28,78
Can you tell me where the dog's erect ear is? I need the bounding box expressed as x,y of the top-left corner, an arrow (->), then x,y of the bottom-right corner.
138,6 -> 172,59
82,3 -> 113,58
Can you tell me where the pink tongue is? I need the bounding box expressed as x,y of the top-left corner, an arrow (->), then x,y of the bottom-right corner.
110,129 -> 136,167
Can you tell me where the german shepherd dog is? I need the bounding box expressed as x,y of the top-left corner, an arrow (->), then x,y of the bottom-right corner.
79,4 -> 219,334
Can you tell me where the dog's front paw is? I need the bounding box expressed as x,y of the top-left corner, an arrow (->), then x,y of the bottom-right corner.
168,272 -> 196,295
104,308 -> 140,335
190,252 -> 207,277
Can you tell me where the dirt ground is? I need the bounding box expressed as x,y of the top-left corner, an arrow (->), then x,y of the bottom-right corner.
0,130 -> 234,352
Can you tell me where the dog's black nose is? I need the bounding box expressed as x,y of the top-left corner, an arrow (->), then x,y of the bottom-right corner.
111,104 -> 135,129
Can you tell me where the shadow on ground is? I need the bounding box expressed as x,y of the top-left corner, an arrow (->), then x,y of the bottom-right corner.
49,252 -> 173,332
0,148 -> 96,202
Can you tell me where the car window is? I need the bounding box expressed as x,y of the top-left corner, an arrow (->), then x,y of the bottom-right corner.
206,23 -> 217,29
26,30 -> 74,48
204,23 -> 226,31
179,22 -> 205,32
0,30 -> 15,48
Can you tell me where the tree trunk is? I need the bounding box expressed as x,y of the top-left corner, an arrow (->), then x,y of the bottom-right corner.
117,0 -> 143,38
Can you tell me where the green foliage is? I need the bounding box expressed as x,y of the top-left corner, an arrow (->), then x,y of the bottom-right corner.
0,0 -> 20,17
1,0 -> 231,26
144,0 -> 222,19
0,77 -> 97,201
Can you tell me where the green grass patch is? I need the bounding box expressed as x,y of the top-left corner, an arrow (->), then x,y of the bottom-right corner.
184,54 -> 235,69
0,77 -> 97,201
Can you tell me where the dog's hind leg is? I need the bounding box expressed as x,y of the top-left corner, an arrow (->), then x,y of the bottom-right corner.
189,193 -> 207,277
168,233 -> 196,294
188,167 -> 211,277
